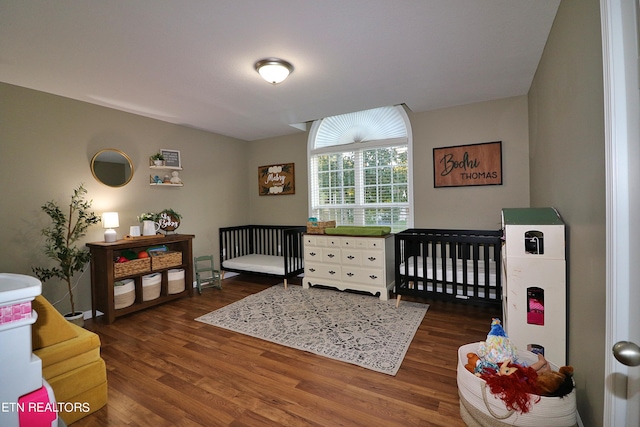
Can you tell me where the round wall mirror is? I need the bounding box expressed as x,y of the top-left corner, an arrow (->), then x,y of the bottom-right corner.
91,149 -> 134,187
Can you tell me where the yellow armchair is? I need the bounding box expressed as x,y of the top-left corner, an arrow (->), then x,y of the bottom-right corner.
31,296 -> 107,425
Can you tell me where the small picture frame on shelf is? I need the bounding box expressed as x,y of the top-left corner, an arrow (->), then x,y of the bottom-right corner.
160,149 -> 181,168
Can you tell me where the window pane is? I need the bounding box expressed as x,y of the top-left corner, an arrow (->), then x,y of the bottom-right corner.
317,155 -> 330,172
363,150 -> 376,167
393,185 -> 408,203
393,167 -> 407,183
343,187 -> 355,204
379,185 -> 392,202
342,153 -> 355,169
319,172 -> 330,187
343,169 -> 355,186
364,186 -> 377,203
379,166 -> 392,184
364,168 -> 377,185
319,189 -> 330,204
329,171 -> 341,187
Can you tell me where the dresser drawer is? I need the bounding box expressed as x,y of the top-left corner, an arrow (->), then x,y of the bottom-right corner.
304,247 -> 322,261
342,238 -> 367,249
322,248 -> 341,264
342,267 -> 385,286
305,235 -> 329,247
361,250 -> 384,267
341,249 -> 363,265
305,262 -> 341,280
367,239 -> 385,250
326,237 -> 341,247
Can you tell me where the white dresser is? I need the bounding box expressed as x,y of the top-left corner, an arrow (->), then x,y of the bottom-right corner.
303,234 -> 395,300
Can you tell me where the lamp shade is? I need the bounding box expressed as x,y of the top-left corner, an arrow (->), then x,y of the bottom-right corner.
102,212 -> 119,229
255,58 -> 294,85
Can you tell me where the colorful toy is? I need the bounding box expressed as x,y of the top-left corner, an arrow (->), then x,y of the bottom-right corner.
477,318 -> 518,367
536,365 -> 574,397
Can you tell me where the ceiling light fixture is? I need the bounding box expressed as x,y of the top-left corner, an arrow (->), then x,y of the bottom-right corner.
254,58 -> 294,85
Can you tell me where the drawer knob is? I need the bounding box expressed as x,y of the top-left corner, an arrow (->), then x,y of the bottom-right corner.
347,272 -> 354,277
309,268 -> 316,272
369,275 -> 378,280
347,255 -> 355,260
327,253 -> 335,258
309,252 -> 317,256
329,270 -> 336,275
368,257 -> 376,261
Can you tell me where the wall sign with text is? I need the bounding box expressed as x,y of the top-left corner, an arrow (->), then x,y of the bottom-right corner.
258,163 -> 295,195
433,141 -> 502,188
160,149 -> 181,168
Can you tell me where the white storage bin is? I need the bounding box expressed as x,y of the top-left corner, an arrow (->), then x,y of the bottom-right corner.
167,269 -> 185,294
114,279 -> 135,309
142,273 -> 161,301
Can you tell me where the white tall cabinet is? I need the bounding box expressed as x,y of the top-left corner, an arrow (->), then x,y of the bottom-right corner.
502,208 -> 567,366
303,234 -> 394,301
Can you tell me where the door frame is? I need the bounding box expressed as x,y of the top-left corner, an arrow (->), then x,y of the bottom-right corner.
602,0 -> 640,425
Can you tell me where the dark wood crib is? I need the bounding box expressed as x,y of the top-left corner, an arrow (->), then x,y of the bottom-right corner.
394,228 -> 503,307
219,225 -> 306,288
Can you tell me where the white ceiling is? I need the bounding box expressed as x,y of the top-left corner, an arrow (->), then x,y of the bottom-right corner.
0,0 -> 560,141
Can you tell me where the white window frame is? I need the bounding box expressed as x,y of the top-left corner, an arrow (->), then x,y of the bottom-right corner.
307,105 -> 414,232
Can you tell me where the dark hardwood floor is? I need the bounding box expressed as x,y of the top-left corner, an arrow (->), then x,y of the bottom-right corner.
74,275 -> 500,427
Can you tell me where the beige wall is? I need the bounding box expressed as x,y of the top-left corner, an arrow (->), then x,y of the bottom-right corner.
409,96 -> 530,229
247,131 -> 310,225
528,0 -> 606,425
249,97 -> 531,230
0,82 -> 250,314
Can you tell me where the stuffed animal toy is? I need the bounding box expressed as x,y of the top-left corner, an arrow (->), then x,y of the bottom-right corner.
536,365 -> 574,397
465,352 -> 481,374
477,318 -> 518,367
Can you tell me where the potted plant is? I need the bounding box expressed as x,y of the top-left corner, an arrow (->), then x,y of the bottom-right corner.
150,152 -> 164,166
137,212 -> 159,222
32,184 -> 100,326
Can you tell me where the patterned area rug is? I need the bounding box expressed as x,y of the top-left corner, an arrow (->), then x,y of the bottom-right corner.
195,284 -> 428,375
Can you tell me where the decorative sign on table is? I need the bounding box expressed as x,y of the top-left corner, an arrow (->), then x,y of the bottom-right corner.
158,211 -> 180,232
160,149 -> 181,168
258,163 -> 295,195
433,141 -> 502,188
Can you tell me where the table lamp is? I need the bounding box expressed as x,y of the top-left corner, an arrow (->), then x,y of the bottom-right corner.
102,212 -> 119,242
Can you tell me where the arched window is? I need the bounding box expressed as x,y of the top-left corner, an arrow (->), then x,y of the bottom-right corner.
308,105 -> 413,232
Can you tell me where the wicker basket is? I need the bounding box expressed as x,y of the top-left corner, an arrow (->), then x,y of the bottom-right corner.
306,220 -> 336,234
151,251 -> 182,271
114,279 -> 135,309
114,258 -> 151,279
142,273 -> 162,301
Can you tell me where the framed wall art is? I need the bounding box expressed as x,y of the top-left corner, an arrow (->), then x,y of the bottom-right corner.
160,149 -> 181,168
258,163 -> 295,195
433,141 -> 502,188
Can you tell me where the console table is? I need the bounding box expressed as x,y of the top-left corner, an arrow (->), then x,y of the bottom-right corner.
87,234 -> 194,324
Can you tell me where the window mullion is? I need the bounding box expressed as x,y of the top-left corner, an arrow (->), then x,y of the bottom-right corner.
354,149 -> 364,225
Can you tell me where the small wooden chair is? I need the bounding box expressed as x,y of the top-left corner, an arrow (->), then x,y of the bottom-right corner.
194,255 -> 222,294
